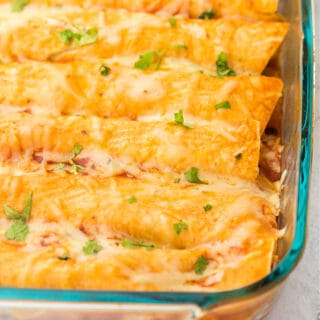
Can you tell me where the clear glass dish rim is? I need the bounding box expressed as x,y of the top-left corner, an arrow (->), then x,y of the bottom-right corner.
0,0 -> 314,309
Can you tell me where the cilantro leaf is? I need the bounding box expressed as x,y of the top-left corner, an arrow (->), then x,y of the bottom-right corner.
57,29 -> 74,45
194,255 -> 209,275
203,204 -> 212,212
3,192 -> 33,222
3,205 -> 22,221
82,240 -> 103,255
175,44 -> 188,50
57,27 -> 98,46
55,144 -> 84,174
168,17 -> 177,28
135,51 -> 154,70
99,64 -> 111,76
11,0 -> 29,12
174,177 -> 181,184
54,163 -> 65,170
72,143 -> 83,158
174,109 -> 184,124
184,167 -> 207,184
174,110 -> 193,128
69,163 -> 84,175
74,27 -> 98,46
22,192 -> 33,221
69,152 -> 84,173
216,52 -> 236,77
58,253 -> 70,261
215,101 -> 231,110
134,51 -> 163,70
121,238 -> 155,250
198,9 -> 215,20
127,195 -> 137,204
173,220 -> 188,235
5,220 -> 29,241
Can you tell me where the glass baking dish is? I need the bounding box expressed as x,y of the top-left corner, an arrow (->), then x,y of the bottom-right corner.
0,0 -> 314,319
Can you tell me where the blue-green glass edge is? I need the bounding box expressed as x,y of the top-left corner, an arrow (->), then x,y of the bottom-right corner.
0,0 -> 313,309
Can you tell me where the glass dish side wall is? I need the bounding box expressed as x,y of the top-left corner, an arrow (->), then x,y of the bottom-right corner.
0,0 -> 313,319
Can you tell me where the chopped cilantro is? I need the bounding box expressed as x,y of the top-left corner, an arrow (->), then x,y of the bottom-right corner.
57,27 -> 98,46
174,110 -> 193,128
57,29 -> 74,45
55,144 -> 84,174
175,44 -> 188,50
215,101 -> 231,110
194,255 -> 209,275
122,238 -> 155,250
99,64 -> 111,76
72,143 -> 83,158
82,240 -> 103,255
173,220 -> 188,235
54,163 -> 65,170
198,9 -> 215,20
3,193 -> 33,242
168,17 -> 177,28
216,52 -> 236,77
5,220 -> 29,241
203,204 -> 212,212
127,196 -> 137,204
184,167 -> 207,184
74,27 -> 98,46
11,0 -> 29,12
3,192 -> 33,222
134,50 -> 163,70
58,253 -> 70,261
69,163 -> 84,175
174,177 -> 181,184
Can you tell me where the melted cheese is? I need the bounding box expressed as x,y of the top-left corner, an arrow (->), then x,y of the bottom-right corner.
0,173 -> 279,248
0,10 -> 288,73
0,114 -> 261,181
0,2 -> 285,292
0,60 -> 283,133
0,172 -> 279,290
0,0 -> 279,18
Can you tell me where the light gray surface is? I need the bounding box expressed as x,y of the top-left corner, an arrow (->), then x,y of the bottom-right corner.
269,5 -> 320,318
269,148 -> 320,320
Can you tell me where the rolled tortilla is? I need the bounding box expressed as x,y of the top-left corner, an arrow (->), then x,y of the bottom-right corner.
0,114 -> 260,180
0,60 -> 283,133
0,173 -> 278,248
0,10 -> 288,73
0,0 -> 279,18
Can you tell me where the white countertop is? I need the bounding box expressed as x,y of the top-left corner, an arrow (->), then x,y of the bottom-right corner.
269,11 -> 320,318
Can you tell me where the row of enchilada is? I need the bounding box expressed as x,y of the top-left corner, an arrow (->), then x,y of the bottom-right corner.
0,1 -> 287,291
